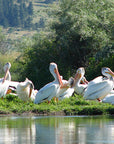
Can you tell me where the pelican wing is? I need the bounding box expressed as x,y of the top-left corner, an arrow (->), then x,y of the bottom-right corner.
59,88 -> 74,100
102,94 -> 114,104
110,90 -> 114,94
34,82 -> 59,104
89,76 -> 103,84
0,78 -> 4,83
8,81 -> 20,89
84,79 -> 113,100
0,81 -> 9,97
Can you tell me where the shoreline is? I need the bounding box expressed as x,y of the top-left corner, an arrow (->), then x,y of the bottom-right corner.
0,94 -> 114,116
0,110 -> 114,117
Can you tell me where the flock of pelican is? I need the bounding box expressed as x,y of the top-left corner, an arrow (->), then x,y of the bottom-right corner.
0,62 -> 114,105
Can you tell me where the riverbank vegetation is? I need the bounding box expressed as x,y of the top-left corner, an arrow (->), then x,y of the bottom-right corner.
0,0 -> 113,116
0,0 -> 113,87
0,94 -> 113,115
16,0 -> 114,89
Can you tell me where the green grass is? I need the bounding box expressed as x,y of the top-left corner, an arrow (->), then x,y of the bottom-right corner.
0,94 -> 113,115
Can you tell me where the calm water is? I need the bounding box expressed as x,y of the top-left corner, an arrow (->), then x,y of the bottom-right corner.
0,115 -> 114,144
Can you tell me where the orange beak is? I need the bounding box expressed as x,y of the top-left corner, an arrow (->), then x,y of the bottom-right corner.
54,68 -> 63,86
84,78 -> 89,84
72,72 -> 82,87
81,78 -> 89,84
75,72 -> 82,80
106,69 -> 114,77
2,68 -> 9,83
29,88 -> 33,98
109,69 -> 114,77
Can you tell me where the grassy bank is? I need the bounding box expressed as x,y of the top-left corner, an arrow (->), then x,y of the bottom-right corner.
0,94 -> 114,116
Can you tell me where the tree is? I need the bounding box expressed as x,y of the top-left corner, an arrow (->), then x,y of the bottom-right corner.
11,4 -> 21,27
0,0 -> 33,28
38,18 -> 45,28
24,17 -> 32,29
45,0 -> 55,4
28,2 -> 33,15
17,0 -> 114,88
0,0 -> 8,26
51,0 -> 114,68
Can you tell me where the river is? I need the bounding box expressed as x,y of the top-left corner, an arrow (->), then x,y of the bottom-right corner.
0,115 -> 114,144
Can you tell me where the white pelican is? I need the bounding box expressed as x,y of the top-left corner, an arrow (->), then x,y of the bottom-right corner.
58,69 -> 89,100
58,87 -> 74,100
102,90 -> 114,104
81,76 -> 89,85
83,67 -> 114,101
3,62 -> 11,81
102,94 -> 114,105
0,62 -> 11,98
73,67 -> 88,96
16,78 -> 35,102
58,77 -> 74,100
34,62 -> 70,104
58,75 -> 89,100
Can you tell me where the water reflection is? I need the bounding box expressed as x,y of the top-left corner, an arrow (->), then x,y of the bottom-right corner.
0,116 -> 36,144
0,115 -> 114,144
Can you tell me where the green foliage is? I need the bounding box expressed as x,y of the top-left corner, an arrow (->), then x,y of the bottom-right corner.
19,33 -> 58,88
17,0 -> 114,89
51,0 -> 113,67
0,0 -> 33,28
85,54 -> 114,81
0,94 -> 113,115
28,2 -> 34,15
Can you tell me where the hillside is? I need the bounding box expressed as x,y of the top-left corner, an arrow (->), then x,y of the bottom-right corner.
1,0 -> 57,40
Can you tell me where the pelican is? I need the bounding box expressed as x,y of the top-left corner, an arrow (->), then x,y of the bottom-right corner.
58,77 -> 74,100
58,68 -> 88,100
73,67 -> 88,96
81,76 -> 89,85
102,89 -> 114,104
102,94 -> 114,105
0,62 -> 11,98
16,78 -> 35,102
3,62 -> 11,81
34,62 -> 70,104
83,67 -> 114,101
58,87 -> 74,100
58,74 -> 89,100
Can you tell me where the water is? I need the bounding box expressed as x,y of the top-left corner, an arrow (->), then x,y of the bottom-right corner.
0,115 -> 114,144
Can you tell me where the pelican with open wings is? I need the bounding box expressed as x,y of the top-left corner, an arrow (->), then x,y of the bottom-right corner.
83,67 -> 114,101
34,62 -> 70,104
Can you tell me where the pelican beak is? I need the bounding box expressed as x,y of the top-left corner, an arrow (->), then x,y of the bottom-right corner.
85,79 -> 89,84
75,72 -> 82,80
2,68 -> 9,83
83,78 -> 89,84
74,72 -> 78,79
54,68 -> 63,86
109,71 -> 114,77
71,72 -> 78,87
29,88 -> 33,98
29,83 -> 34,98
106,69 -> 114,77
